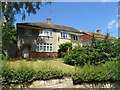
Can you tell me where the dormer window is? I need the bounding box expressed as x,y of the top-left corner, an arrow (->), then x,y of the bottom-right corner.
39,29 -> 53,37
74,35 -> 78,41
61,32 -> 70,39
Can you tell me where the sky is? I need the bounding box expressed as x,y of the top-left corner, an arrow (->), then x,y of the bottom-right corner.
14,2 -> 118,37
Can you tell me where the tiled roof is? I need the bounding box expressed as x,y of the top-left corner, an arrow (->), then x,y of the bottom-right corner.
17,22 -> 81,33
82,31 -> 116,42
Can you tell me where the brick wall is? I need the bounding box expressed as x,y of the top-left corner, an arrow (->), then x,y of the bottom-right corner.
29,52 -> 58,58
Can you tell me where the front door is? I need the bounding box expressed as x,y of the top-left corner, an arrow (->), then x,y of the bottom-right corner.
22,47 -> 29,58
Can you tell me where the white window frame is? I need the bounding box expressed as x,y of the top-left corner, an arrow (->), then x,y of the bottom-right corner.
24,30 -> 32,36
36,43 -> 53,52
61,32 -> 70,39
74,35 -> 78,41
39,29 -> 53,37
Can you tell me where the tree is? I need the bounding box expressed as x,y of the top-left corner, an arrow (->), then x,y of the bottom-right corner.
2,1 -> 52,58
2,2 -> 52,25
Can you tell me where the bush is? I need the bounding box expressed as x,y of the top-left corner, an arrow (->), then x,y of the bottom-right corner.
1,60 -> 119,85
64,38 -> 119,67
59,42 -> 72,57
72,61 -> 120,84
2,61 -> 65,85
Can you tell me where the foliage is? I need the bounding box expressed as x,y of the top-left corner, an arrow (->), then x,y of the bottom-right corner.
72,60 -> 120,84
59,42 -> 72,57
1,60 -> 65,84
2,25 -> 16,50
1,59 -> 119,85
2,2 -> 51,24
64,36 -> 119,66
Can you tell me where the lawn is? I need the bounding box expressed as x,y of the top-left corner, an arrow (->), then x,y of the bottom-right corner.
4,58 -> 75,74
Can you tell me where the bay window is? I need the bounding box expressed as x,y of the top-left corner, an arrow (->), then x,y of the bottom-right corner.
36,43 -> 53,52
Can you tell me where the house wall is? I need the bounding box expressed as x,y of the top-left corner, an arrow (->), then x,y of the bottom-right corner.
17,26 -> 82,58
17,26 -> 58,52
56,33 -> 82,50
71,34 -> 82,47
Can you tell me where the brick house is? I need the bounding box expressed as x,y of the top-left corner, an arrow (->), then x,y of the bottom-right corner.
17,18 -> 83,58
82,30 -> 116,46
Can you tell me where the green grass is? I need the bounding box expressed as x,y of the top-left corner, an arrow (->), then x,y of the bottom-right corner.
4,58 -> 75,74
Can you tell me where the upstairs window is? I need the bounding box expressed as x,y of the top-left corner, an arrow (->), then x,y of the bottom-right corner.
61,32 -> 70,39
24,30 -> 32,36
74,35 -> 78,41
39,30 -> 53,37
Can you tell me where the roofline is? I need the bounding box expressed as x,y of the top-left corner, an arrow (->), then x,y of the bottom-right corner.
17,24 -> 82,34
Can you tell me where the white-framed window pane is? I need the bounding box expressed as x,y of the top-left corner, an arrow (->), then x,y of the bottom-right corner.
50,31 -> 52,37
43,46 -> 46,51
61,32 -> 70,39
36,43 -> 53,52
39,30 -> 43,35
40,46 -> 42,51
50,46 -> 52,51
74,35 -> 78,40
47,46 -> 49,51
39,30 -> 52,37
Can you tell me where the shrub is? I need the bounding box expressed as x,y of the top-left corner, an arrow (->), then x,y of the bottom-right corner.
2,61 -> 65,85
64,37 -> 119,67
59,42 -> 72,57
1,60 -> 119,85
72,61 -> 120,84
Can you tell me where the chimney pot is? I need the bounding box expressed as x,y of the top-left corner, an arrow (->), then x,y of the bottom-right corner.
46,18 -> 51,24
97,30 -> 101,34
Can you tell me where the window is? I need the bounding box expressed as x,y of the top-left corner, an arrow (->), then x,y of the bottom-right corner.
24,30 -> 32,36
36,43 -> 53,52
39,30 -> 53,37
74,35 -> 78,41
61,32 -> 70,39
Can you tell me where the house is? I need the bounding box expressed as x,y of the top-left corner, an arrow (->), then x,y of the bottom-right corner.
17,18 -> 83,58
82,30 -> 116,46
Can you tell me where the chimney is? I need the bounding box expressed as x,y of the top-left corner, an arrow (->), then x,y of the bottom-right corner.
46,18 -> 51,24
96,30 -> 101,34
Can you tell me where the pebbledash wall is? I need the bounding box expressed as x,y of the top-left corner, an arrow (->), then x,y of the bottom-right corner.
4,77 -> 120,88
